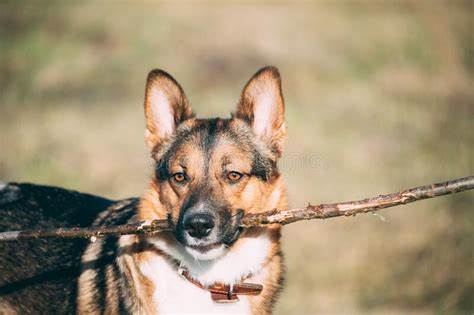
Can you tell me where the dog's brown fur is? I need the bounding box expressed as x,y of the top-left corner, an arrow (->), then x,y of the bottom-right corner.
82,66 -> 289,314
2,66 -> 288,314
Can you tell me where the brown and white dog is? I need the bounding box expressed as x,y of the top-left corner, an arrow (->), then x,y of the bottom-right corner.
0,66 -> 288,314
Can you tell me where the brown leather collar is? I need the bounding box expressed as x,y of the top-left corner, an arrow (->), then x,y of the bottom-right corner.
178,267 -> 263,303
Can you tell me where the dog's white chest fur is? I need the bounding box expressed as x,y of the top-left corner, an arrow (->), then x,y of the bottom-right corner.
139,232 -> 272,315
140,255 -> 250,314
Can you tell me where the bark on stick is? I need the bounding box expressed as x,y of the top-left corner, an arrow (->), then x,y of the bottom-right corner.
0,176 -> 472,242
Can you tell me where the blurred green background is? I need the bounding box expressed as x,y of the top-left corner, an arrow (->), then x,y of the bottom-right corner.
0,1 -> 473,314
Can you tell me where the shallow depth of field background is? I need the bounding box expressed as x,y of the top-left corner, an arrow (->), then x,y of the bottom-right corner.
1,2 -> 473,314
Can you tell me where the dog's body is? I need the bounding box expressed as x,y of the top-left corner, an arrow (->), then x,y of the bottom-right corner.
1,67 -> 288,314
0,183 -> 115,313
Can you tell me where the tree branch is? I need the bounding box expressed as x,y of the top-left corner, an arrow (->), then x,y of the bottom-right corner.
241,175 -> 474,226
0,176 -> 472,242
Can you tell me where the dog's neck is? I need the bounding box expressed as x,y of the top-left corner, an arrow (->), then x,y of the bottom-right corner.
118,231 -> 277,314
122,185 -> 285,313
143,228 -> 276,286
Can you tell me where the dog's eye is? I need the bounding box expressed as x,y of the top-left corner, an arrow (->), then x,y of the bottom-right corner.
227,171 -> 243,182
172,172 -> 186,183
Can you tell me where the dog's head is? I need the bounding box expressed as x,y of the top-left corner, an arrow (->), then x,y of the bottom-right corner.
141,66 -> 287,260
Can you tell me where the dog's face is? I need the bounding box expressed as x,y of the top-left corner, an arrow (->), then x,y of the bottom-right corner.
143,67 -> 286,260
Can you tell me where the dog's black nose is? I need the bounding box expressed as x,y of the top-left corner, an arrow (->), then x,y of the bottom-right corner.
184,213 -> 215,239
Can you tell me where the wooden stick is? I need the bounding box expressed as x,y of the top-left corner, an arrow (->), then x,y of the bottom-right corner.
0,176 -> 472,242
241,176 -> 474,226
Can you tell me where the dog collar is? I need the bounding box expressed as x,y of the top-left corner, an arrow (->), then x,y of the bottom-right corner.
177,266 -> 263,303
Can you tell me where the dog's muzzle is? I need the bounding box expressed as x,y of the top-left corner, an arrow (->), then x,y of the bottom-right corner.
176,207 -> 244,249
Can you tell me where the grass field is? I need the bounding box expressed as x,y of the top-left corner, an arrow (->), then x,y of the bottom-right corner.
1,2 -> 473,314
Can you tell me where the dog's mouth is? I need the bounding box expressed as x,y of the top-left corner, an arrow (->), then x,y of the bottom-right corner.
186,227 -> 243,253
224,226 -> 244,245
183,242 -> 225,261
181,226 -> 244,261
173,209 -> 244,260
188,242 -> 222,253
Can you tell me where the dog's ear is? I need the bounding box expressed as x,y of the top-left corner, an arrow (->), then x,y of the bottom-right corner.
234,66 -> 287,157
144,69 -> 194,149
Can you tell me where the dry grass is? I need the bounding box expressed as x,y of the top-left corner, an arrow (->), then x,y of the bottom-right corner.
0,2 -> 473,314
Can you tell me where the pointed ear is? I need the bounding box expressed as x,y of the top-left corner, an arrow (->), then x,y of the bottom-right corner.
234,66 -> 287,157
144,69 -> 194,149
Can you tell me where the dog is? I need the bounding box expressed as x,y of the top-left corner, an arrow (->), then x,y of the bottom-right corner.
0,66 -> 288,314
